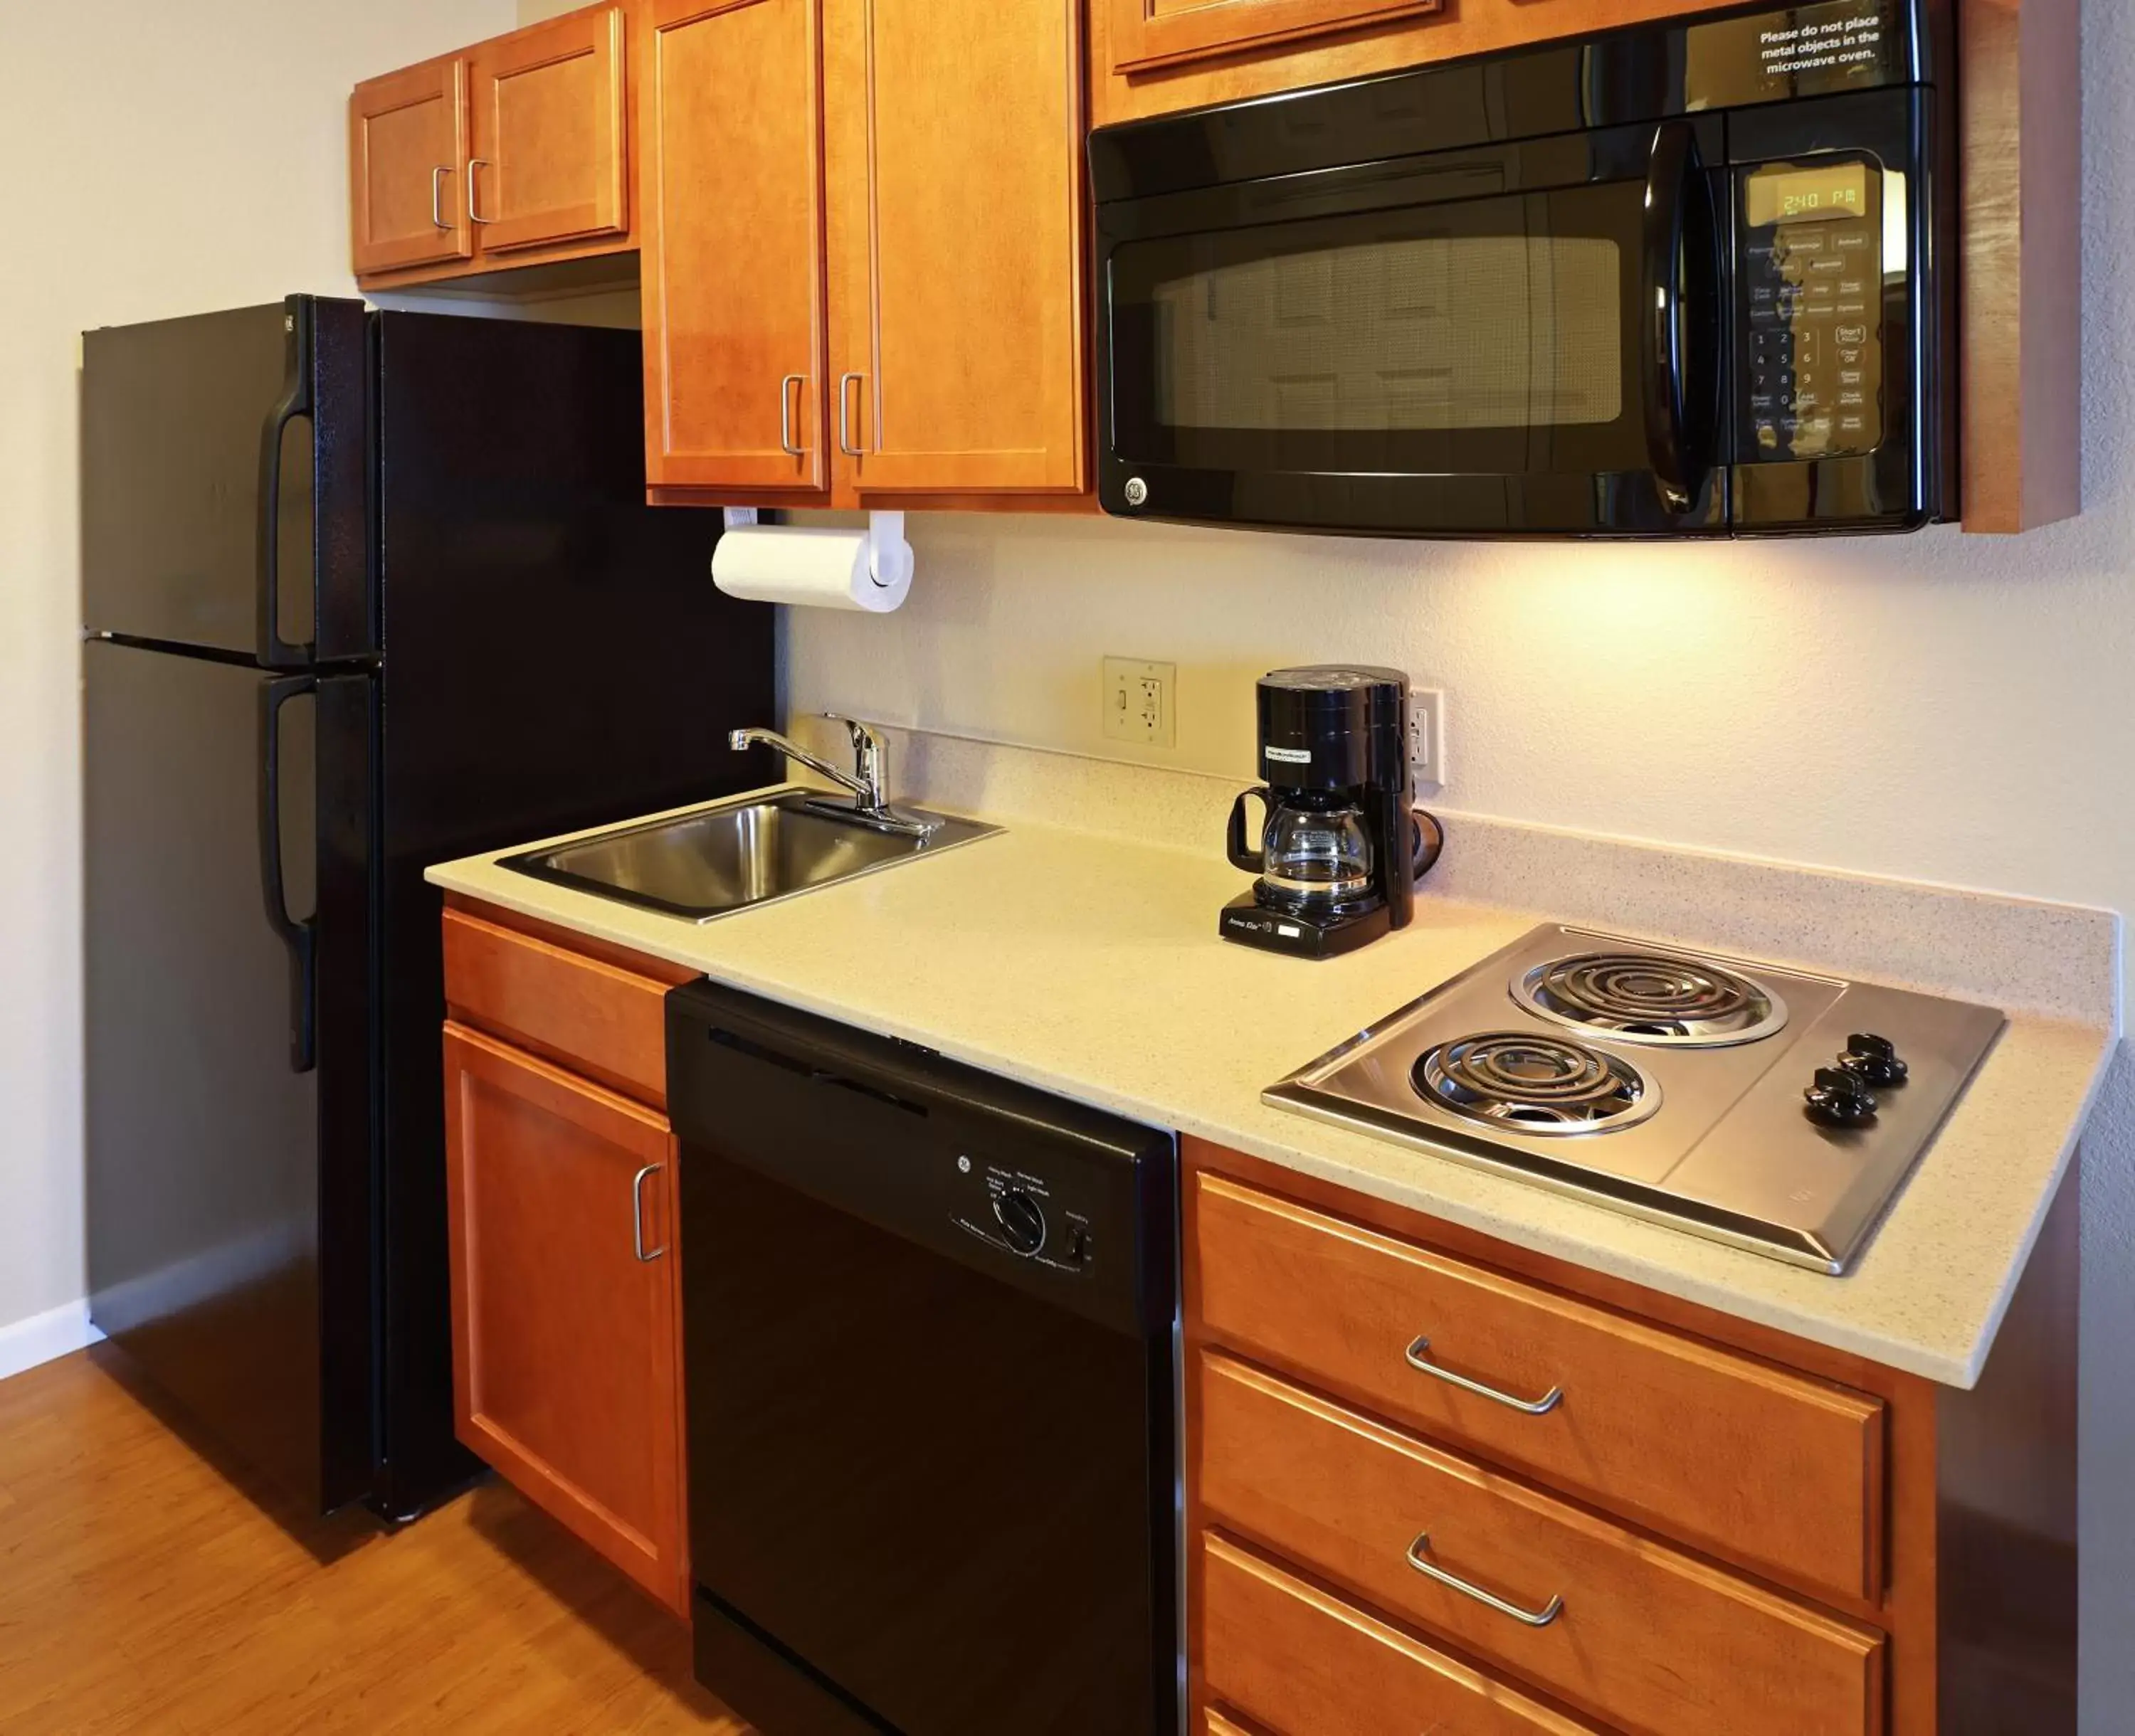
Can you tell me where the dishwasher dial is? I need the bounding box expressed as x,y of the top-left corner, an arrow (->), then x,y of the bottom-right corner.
992,1188 -> 1048,1256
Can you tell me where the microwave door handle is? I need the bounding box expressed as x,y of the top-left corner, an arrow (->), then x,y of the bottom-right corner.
1640,121 -> 1719,516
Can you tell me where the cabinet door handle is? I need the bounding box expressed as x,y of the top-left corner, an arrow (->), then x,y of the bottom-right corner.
430,165 -> 453,232
1406,1533 -> 1565,1628
838,372 -> 867,457
779,374 -> 806,457
467,158 -> 492,224
631,1163 -> 666,1262
1405,1335 -> 1564,1416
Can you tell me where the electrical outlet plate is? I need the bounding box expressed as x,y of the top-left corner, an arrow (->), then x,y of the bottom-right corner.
1408,686 -> 1446,788
1102,656 -> 1176,748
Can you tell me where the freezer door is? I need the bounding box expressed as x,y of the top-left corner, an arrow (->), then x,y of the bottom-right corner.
82,297 -> 371,663
85,640 -> 377,1514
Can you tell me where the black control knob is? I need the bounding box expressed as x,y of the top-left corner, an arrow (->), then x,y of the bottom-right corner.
992,1188 -> 1047,1256
1805,1067 -> 1880,1128
1838,1032 -> 1909,1087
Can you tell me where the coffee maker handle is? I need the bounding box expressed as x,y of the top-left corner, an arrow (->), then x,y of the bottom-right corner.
1227,788 -> 1270,874
1411,808 -> 1446,883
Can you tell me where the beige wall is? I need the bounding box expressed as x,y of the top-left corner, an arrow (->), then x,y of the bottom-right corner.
0,0 -> 519,1346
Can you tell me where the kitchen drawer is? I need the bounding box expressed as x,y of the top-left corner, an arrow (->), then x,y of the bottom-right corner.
1191,1173 -> 1884,1603
1200,1351 -> 1884,1736
441,906 -> 691,1106
1202,1530 -> 1603,1736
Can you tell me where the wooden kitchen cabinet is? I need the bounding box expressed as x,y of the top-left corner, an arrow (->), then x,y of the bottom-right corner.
349,57 -> 471,276
1184,1136 -> 2082,1736
468,6 -> 629,255
643,0 -> 1089,507
1106,0 -> 1441,75
441,901 -> 700,1619
640,0 -> 829,493
819,0 -> 1087,495
351,4 -> 636,292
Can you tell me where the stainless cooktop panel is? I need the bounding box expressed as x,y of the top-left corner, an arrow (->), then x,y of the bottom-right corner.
1265,925 -> 2006,1274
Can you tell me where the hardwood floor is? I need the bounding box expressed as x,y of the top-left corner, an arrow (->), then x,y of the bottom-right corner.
0,1347 -> 747,1733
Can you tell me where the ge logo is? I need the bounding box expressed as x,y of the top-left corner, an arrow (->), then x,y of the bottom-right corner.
1122,476 -> 1149,507
956,1155 -> 971,1174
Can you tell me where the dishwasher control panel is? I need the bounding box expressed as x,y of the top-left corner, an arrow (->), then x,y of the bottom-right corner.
952,1152 -> 1098,1275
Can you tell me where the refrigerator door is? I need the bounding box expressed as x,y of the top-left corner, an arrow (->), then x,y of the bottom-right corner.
85,639 -> 378,1515
82,296 -> 371,665
368,310 -> 776,1518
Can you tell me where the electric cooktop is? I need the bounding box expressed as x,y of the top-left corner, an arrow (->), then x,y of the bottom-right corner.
1264,925 -> 2006,1274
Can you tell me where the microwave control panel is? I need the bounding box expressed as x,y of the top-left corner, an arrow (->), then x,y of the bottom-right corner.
1737,157 -> 1886,465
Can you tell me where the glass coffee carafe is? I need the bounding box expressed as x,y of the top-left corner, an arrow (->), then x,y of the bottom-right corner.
1228,788 -> 1381,917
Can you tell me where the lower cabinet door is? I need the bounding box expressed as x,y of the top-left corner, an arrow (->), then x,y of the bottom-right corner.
443,1021 -> 688,1616
1198,1351 -> 1884,1736
1201,1532 -> 1603,1735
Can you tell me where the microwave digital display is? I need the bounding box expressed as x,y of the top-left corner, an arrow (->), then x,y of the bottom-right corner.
1744,163 -> 1871,228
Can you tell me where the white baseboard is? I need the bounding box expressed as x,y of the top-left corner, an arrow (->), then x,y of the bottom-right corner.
0,1301 -> 105,1384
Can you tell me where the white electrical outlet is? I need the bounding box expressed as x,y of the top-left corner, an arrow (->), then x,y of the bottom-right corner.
1408,686 -> 1447,788
1102,656 -> 1176,748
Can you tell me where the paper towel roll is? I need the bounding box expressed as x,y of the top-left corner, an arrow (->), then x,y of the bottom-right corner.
711,522 -> 912,613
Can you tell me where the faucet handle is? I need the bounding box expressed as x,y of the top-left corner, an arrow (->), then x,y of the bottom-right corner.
821,711 -> 880,754
820,713 -> 885,805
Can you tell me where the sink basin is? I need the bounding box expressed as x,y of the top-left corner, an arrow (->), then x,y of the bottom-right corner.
501,788 -> 1001,921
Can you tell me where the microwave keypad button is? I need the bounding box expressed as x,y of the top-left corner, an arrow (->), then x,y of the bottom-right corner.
1777,228 -> 1826,255
1838,413 -> 1870,436
1838,368 -> 1865,387
1838,277 -> 1870,298
1834,228 -> 1873,252
1837,388 -> 1867,408
1806,255 -> 1846,276
1835,324 -> 1871,347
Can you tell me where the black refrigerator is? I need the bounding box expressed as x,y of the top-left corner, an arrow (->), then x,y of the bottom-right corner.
82,296 -> 772,1523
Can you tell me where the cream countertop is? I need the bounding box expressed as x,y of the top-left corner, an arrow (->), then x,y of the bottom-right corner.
428,768 -> 2116,1391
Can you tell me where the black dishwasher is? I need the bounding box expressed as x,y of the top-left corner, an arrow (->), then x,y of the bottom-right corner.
666,980 -> 1181,1736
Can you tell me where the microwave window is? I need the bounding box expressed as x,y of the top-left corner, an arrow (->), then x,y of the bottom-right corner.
1149,233 -> 1624,433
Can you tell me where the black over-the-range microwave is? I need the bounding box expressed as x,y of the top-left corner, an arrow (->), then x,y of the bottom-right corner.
1089,0 -> 1955,538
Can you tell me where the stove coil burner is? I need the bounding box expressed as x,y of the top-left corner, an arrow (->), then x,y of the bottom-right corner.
1413,1032 -> 1659,1136
1514,951 -> 1788,1048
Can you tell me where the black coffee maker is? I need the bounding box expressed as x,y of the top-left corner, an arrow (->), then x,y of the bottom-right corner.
1221,666 -> 1442,959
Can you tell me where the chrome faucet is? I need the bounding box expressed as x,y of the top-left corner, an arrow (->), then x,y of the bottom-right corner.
729,714 -> 941,837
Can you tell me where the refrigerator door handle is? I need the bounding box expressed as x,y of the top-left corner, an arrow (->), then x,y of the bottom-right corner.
259,674 -> 319,1072
257,299 -> 318,670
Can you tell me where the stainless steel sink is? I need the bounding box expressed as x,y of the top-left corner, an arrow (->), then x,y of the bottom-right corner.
500,788 -> 1000,921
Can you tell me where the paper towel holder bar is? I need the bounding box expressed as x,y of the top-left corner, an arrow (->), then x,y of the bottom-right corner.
865,511 -> 914,591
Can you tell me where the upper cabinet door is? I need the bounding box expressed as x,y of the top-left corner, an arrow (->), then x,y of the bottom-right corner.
823,0 -> 1086,495
1106,0 -> 1443,73
468,8 -> 629,255
349,58 -> 471,274
641,0 -> 829,492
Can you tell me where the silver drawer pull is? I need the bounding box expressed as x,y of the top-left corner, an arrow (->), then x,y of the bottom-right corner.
779,373 -> 806,457
430,164 -> 453,231
1406,1532 -> 1565,1629
1405,1335 -> 1563,1416
631,1163 -> 666,1263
